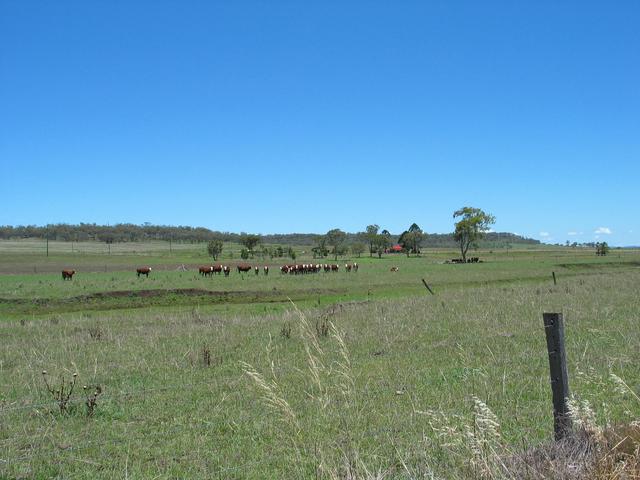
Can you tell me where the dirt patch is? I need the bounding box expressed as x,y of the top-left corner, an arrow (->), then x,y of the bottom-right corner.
0,287 -> 346,315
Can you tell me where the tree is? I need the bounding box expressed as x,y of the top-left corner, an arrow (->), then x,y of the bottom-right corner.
408,223 -> 424,255
312,236 -> 329,258
397,224 -> 423,256
453,207 -> 496,262
365,224 -> 379,257
351,242 -> 365,258
397,231 -> 411,256
239,234 -> 261,257
207,239 -> 223,260
596,242 -> 609,256
240,248 -> 249,260
374,230 -> 392,258
326,228 -> 347,260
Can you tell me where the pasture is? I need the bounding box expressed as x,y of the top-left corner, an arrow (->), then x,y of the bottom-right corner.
0,240 -> 639,478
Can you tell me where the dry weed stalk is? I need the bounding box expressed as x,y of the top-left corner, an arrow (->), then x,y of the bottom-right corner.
84,384 -> 102,417
41,370 -> 78,414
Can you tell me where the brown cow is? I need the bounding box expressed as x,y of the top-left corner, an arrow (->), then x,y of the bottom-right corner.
212,264 -> 223,275
264,266 -> 269,275
390,266 -> 399,272
345,263 -> 352,272
199,266 -> 213,276
237,263 -> 252,273
62,269 -> 76,280
330,264 -> 339,272
254,266 -> 259,275
136,267 -> 152,277
353,262 -> 359,272
223,265 -> 230,277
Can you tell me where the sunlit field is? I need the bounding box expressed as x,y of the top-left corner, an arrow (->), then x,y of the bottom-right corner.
1,240 -> 639,478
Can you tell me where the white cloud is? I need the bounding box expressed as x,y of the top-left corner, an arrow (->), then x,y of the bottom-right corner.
594,227 -> 612,235
539,231 -> 550,237
567,231 -> 578,236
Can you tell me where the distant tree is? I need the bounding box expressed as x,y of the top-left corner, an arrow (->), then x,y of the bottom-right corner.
365,224 -> 379,257
397,224 -> 423,257
595,242 -> 609,256
312,237 -> 329,258
326,229 -> 347,261
374,230 -> 392,258
288,246 -> 296,261
397,231 -> 411,256
351,242 -> 366,258
239,234 -> 261,257
240,248 -> 249,260
453,207 -> 496,262
408,223 -> 424,255
275,245 -> 284,257
207,239 -> 223,260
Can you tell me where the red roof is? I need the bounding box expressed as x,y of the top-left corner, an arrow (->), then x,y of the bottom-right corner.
391,245 -> 403,251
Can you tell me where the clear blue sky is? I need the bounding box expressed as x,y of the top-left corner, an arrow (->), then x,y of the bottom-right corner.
1,1 -> 638,245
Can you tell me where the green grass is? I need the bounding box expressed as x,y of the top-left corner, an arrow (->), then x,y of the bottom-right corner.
0,241 -> 639,478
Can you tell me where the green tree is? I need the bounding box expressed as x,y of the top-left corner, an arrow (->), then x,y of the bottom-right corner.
453,207 -> 496,262
240,248 -> 249,260
239,234 -> 261,257
596,242 -> 609,256
374,230 -> 392,258
326,228 -> 347,261
351,242 -> 366,258
312,236 -> 329,258
397,231 -> 411,257
408,223 -> 424,255
206,239 -> 223,261
365,224 -> 379,257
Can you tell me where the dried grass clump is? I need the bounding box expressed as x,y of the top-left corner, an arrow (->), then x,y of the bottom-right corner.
242,303 -> 377,479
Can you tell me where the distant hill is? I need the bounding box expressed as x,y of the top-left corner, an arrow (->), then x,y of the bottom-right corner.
0,224 -> 539,248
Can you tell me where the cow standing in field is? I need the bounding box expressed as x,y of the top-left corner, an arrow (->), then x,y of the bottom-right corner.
330,264 -> 339,272
237,263 -> 252,273
62,269 -> 76,280
137,267 -> 152,277
353,262 -> 358,272
254,266 -> 259,275
212,264 -> 223,275
264,266 -> 269,275
199,266 -> 213,277
345,264 -> 352,272
223,265 -> 230,277
390,266 -> 399,272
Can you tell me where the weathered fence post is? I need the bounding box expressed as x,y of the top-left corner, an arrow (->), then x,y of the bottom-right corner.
543,312 -> 572,440
552,271 -> 557,285
421,278 -> 434,295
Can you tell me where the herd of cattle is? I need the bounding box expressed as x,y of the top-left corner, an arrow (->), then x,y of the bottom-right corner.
448,257 -> 481,264
61,258 -> 478,280
198,262 -> 360,276
60,263 -> 363,280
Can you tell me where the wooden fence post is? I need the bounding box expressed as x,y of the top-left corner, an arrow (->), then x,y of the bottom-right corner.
421,278 -> 434,295
543,312 -> 572,440
552,271 -> 557,285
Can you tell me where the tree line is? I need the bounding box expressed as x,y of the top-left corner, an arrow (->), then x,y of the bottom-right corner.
1,210 -> 539,261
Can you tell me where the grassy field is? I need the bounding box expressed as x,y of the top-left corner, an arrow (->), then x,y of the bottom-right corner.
1,240 -> 639,478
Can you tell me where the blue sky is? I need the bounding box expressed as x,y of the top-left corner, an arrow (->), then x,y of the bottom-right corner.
1,1 -> 638,245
